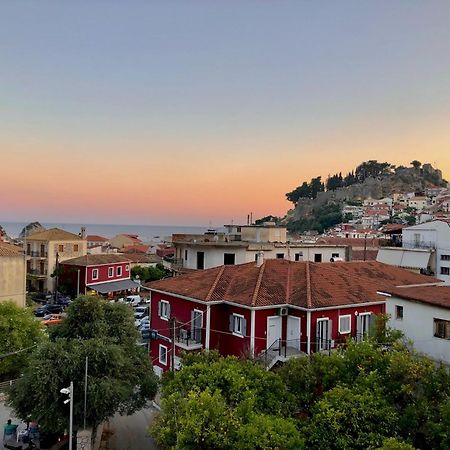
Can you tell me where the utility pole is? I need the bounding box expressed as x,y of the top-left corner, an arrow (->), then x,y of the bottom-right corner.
363,234 -> 367,261
169,318 -> 176,372
83,356 -> 88,430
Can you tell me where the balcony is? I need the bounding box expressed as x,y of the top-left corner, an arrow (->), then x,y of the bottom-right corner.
163,257 -> 184,272
174,329 -> 203,351
28,250 -> 48,258
403,241 -> 436,250
28,269 -> 47,277
257,339 -> 305,370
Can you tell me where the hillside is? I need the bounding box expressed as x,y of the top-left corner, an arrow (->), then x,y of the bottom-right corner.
284,160 -> 447,233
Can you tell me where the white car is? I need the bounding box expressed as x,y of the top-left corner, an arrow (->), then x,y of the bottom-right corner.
135,316 -> 150,328
119,295 -> 141,307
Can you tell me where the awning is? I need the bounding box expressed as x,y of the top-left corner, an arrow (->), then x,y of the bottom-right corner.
376,248 -> 403,266
400,251 -> 431,269
377,248 -> 431,270
86,279 -> 140,294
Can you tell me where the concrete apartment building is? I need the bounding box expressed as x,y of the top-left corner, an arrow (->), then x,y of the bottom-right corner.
169,223 -> 350,271
0,242 -> 26,307
26,228 -> 87,292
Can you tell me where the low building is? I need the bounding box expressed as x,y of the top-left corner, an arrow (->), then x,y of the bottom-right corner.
383,285 -> 450,363
123,253 -> 163,268
59,254 -> 139,298
26,228 -> 87,293
109,234 -> 142,250
86,235 -> 109,249
0,242 -> 25,307
147,259 -> 433,374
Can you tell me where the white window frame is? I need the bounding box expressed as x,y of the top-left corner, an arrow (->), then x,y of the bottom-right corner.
159,344 -> 168,365
338,315 -> 351,334
117,266 -> 122,277
232,313 -> 245,337
125,264 -> 129,272
92,268 -> 98,280
160,300 -> 170,321
108,267 -> 114,278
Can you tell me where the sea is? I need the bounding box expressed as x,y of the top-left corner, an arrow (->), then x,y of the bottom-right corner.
0,222 -> 214,243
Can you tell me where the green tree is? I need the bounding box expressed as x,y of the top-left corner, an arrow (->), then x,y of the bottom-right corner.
411,160 -> 422,170
131,264 -> 166,282
8,296 -> 158,433
151,353 -> 300,449
286,181 -> 310,203
305,385 -> 399,449
0,301 -> 45,381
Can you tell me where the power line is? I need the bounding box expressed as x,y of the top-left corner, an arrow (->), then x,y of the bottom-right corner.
0,344 -> 38,360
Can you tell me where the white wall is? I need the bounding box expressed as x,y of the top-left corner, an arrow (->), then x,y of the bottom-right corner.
403,221 -> 450,284
387,297 -> 450,364
178,244 -> 348,269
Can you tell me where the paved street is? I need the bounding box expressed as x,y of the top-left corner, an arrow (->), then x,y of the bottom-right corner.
107,405 -> 158,450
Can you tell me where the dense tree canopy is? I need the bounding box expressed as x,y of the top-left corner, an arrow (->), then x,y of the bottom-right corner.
152,324 -> 450,450
8,296 -> 158,433
131,264 -> 167,282
0,301 -> 45,381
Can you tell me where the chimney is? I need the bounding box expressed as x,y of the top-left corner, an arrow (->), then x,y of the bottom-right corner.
80,227 -> 86,239
256,251 -> 264,267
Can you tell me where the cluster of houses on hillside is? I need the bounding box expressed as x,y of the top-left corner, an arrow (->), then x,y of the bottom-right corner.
340,186 -> 450,229
1,216 -> 450,371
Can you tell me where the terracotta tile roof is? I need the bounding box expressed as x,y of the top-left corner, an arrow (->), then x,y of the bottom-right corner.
351,250 -> 378,261
122,253 -> 162,264
86,235 -> 109,242
385,285 -> 450,309
28,228 -> 83,241
0,242 -> 23,257
61,254 -> 131,267
148,260 -> 437,309
316,236 -> 380,248
122,245 -> 151,254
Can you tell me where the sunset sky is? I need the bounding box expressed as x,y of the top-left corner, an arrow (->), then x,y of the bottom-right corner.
1,1 -> 450,226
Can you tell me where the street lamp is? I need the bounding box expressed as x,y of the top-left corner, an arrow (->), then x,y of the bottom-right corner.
60,381 -> 74,450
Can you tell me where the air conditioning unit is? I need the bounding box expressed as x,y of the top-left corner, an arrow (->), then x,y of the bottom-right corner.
279,307 -> 289,316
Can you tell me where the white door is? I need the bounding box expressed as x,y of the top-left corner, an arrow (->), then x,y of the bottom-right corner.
316,318 -> 331,351
266,316 -> 282,349
286,316 -> 301,350
357,313 -> 371,341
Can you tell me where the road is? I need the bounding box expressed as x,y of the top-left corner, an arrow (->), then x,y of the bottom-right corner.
107,405 -> 158,450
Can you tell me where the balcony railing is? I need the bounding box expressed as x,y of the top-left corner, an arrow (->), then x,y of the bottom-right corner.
163,257 -> 184,272
28,269 -> 47,277
174,329 -> 202,350
28,250 -> 48,257
258,339 -> 305,370
403,241 -> 435,250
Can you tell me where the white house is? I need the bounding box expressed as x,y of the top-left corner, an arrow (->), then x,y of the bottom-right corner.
383,285 -> 450,364
402,220 -> 450,284
169,224 -> 351,271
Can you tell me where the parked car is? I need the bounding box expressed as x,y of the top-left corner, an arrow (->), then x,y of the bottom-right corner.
118,295 -> 141,307
135,316 -> 150,328
34,304 -> 63,317
134,307 -> 148,320
139,322 -> 150,332
42,314 -> 65,327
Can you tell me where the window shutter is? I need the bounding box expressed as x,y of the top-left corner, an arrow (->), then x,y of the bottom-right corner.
328,320 -> 333,348
158,301 -> 162,317
167,303 -> 171,319
356,315 -> 361,340
191,310 -> 195,336
368,313 -> 374,337
316,322 -> 321,351
242,318 -> 247,337
229,315 -> 234,332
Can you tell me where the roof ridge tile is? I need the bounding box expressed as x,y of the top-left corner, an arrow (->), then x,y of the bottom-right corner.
206,266 -> 226,301
252,261 -> 266,307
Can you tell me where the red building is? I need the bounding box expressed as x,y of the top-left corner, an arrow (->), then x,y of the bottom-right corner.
147,259 -> 435,374
60,254 -> 140,297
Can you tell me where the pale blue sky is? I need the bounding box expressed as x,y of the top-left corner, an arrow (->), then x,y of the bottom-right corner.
1,1 -> 450,225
